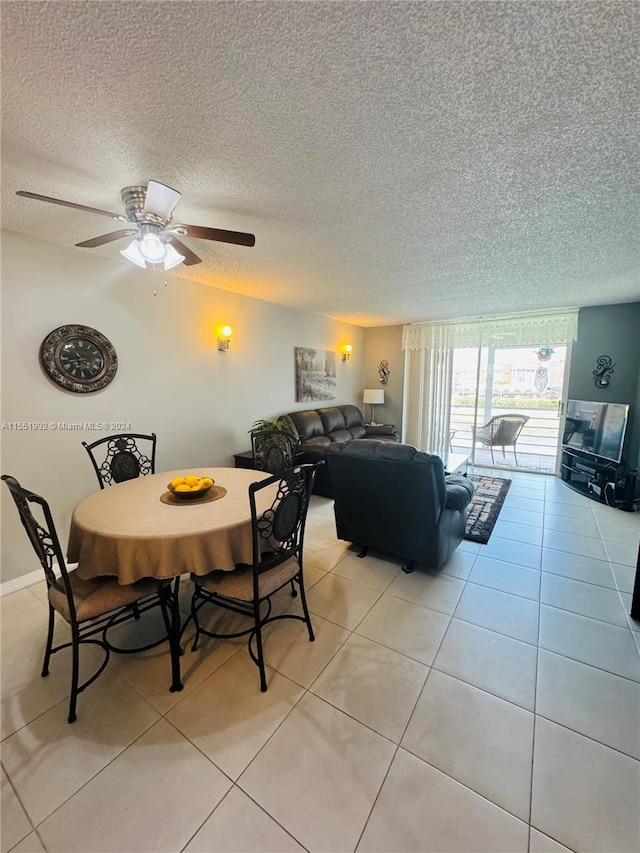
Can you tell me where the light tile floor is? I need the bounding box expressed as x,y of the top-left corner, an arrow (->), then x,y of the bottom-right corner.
1,472 -> 639,852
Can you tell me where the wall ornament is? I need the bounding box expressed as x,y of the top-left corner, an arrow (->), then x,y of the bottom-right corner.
593,355 -> 615,388
377,360 -> 390,384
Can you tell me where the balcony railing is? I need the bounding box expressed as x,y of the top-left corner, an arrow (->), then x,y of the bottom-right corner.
449,404 -> 560,472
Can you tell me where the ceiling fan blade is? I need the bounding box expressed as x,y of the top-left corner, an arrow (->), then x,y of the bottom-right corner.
167,236 -> 202,266
179,224 -> 256,247
75,229 -> 137,248
16,191 -> 128,221
144,181 -> 181,219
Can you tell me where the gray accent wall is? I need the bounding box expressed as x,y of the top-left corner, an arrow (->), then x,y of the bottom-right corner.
363,326 -> 405,433
568,302 -> 640,468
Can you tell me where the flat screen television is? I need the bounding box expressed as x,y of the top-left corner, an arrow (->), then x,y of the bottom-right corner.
563,400 -> 630,463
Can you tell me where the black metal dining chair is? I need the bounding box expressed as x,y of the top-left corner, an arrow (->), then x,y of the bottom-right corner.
250,428 -> 299,475
189,464 -> 318,691
82,432 -> 156,489
2,473 -> 179,723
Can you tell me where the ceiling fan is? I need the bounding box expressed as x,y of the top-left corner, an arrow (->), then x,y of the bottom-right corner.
16,181 -> 255,270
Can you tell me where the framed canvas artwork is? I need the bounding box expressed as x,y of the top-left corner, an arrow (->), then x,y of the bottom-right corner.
295,348 -> 336,401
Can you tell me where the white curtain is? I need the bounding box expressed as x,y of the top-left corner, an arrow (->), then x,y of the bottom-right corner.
402,324 -> 462,453
402,310 -> 578,453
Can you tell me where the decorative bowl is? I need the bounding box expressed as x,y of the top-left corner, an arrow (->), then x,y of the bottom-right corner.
167,476 -> 214,500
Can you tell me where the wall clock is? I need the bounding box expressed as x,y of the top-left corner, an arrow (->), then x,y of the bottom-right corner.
39,325 -> 118,393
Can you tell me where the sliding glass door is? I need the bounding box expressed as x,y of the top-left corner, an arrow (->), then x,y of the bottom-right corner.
449,344 -> 567,473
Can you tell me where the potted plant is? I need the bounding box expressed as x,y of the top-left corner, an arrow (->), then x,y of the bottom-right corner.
535,346 -> 555,362
249,416 -> 297,437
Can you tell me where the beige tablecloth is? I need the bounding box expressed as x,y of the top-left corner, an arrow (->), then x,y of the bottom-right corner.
68,467 -> 272,584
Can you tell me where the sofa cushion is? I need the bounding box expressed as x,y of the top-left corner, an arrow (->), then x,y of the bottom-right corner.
340,405 -> 365,430
287,410 -> 324,442
319,407 -> 346,434
349,424 -> 367,439
328,429 -> 352,444
299,435 -> 331,462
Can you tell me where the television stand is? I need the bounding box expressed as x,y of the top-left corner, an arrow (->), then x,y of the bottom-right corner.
561,448 -> 637,512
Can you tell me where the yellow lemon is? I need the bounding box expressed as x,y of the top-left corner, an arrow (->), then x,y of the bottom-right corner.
200,477 -> 214,488
174,484 -> 191,492
185,474 -> 200,487
169,476 -> 187,489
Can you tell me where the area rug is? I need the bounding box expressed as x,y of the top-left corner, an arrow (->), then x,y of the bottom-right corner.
464,475 -> 512,544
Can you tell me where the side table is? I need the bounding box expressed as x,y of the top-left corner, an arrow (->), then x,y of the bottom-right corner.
439,452 -> 469,476
233,450 -> 256,470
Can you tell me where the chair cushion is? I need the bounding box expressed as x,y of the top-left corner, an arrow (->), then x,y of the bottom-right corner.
49,570 -> 160,623
328,439 -> 428,464
193,556 -> 300,601
445,475 -> 475,510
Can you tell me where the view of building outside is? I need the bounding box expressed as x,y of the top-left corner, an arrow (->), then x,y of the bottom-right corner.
450,345 -> 567,472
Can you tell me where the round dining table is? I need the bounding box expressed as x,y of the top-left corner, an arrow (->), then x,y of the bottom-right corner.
67,467 -> 271,584
67,467 -> 272,694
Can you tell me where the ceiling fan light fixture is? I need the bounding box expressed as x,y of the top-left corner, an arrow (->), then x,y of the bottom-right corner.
17,184 -> 255,271
139,232 -> 167,264
120,240 -> 148,269
163,243 -> 185,270
121,237 -> 185,270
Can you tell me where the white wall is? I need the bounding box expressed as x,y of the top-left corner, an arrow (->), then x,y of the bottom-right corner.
1,231 -> 365,583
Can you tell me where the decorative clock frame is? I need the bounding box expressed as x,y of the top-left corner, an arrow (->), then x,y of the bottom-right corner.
39,325 -> 118,393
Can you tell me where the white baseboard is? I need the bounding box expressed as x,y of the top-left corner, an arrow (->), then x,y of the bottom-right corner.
1,569 -> 42,596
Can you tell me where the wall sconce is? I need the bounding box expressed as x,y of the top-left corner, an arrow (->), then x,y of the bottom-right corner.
342,344 -> 353,362
218,324 -> 234,352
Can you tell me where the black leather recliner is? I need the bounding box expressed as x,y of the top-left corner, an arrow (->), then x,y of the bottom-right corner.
327,440 -> 475,571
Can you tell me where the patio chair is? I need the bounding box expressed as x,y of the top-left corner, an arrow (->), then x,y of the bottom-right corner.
1,474 -> 176,723
474,414 -> 529,466
82,432 -> 156,489
189,464 -> 317,691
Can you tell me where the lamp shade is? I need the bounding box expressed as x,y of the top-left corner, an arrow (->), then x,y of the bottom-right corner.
163,243 -> 185,270
121,238 -> 185,270
363,389 -> 384,405
121,240 -> 148,269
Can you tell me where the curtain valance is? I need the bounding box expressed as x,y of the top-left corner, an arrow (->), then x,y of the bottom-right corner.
402,310 -> 578,351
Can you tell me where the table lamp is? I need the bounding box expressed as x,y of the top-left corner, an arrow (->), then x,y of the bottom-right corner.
363,388 -> 384,424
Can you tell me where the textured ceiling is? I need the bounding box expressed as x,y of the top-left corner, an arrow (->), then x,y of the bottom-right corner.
1,1 -> 639,326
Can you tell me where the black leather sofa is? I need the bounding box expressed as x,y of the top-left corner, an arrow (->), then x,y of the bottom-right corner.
326,440 -> 475,571
281,405 -> 397,497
